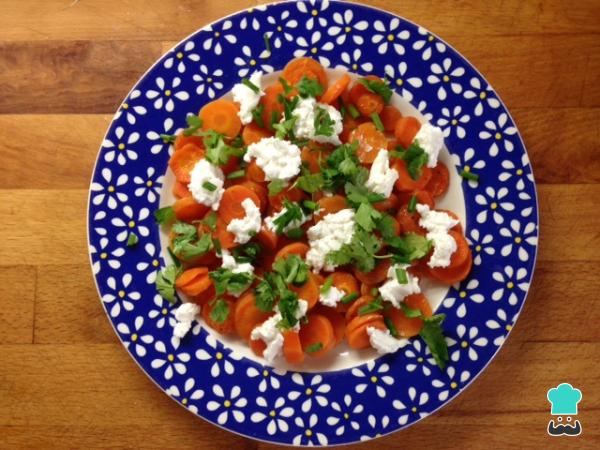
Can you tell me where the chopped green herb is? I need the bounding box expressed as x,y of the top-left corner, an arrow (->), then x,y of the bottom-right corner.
347,103 -> 360,119
358,296 -> 383,315
395,267 -> 408,284
242,78 -> 260,93
273,117 -> 297,139
400,302 -> 423,318
314,106 -> 335,137
371,112 -> 384,132
286,227 -> 305,240
296,76 -> 324,98
384,316 -> 399,337
279,77 -> 293,95
263,33 -> 271,55
320,276 -> 333,294
376,214 -> 398,240
227,169 -> 246,180
407,195 -> 417,213
341,292 -> 360,304
277,290 -> 301,330
202,181 -> 217,192
202,211 -> 218,231
126,232 -> 138,247
296,172 -> 324,194
252,104 -> 265,128
302,200 -> 319,211
400,141 -> 429,180
154,206 -> 175,225
160,133 -> 176,144
204,133 -> 244,166
268,179 -> 286,196
254,276 -> 277,312
209,268 -> 254,296
370,287 -> 379,296
355,202 -> 383,232
272,200 -> 304,234
182,115 -> 203,136
171,222 -> 213,260
419,314 -> 449,369
306,342 -> 323,353
270,110 -> 280,129
273,254 -> 309,286
460,170 -> 479,182
209,298 -> 230,324
212,238 -> 222,256
155,264 -> 182,304
327,227 -> 383,273
357,78 -> 393,103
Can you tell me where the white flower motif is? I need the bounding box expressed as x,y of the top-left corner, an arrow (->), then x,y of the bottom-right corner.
296,0 -> 330,30
339,49 -> 373,73
151,337 -> 191,380
327,394 -> 364,435
163,41 -> 200,73
167,377 -> 205,414
145,76 -> 190,112
467,228 -> 495,266
135,243 -> 160,284
195,333 -> 242,377
91,168 -> 128,210
393,387 -> 430,425
479,112 -> 518,156
372,18 -> 410,55
250,396 -> 294,435
148,294 -> 176,329
202,21 -> 237,55
328,9 -> 368,45
517,190 -> 535,218
90,237 -> 125,275
450,148 -> 486,189
113,90 -> 147,125
412,26 -> 446,61
293,31 -> 333,68
500,219 -> 538,262
351,361 -> 394,398
443,279 -> 485,318
146,118 -> 177,155
266,10 -> 298,49
234,45 -> 274,78
427,57 -> 465,101
287,373 -> 331,412
117,316 -> 153,357
111,205 -> 151,242
405,339 -> 435,376
451,325 -> 489,362
102,126 -> 139,166
486,308 -> 519,346
499,153 -> 534,190
133,167 -> 163,204
431,366 -> 471,401
491,266 -> 529,305
293,414 -> 328,446
475,187 -> 515,224
193,64 -> 224,99
102,274 -> 141,318
206,384 -> 247,425
384,62 -> 422,102
416,100 -> 433,122
437,106 -> 470,139
359,414 -> 390,441
239,14 -> 261,31
463,77 -> 500,116
246,366 -> 285,392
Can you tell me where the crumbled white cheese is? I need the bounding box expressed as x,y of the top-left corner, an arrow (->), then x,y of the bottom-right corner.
173,302 -> 200,339
319,286 -> 345,308
378,264 -> 421,308
416,203 -> 460,268
293,299 -> 309,331
413,123 -> 445,168
367,326 -> 407,355
306,209 -> 355,272
226,198 -> 262,244
264,207 -> 311,234
366,149 -> 399,198
231,70 -> 264,125
221,249 -> 254,275
188,159 -> 225,210
292,97 -> 343,145
244,137 -> 302,181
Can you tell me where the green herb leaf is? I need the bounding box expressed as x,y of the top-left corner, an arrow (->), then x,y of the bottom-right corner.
296,172 -> 324,194
269,110 -> 281,130
460,170 -> 479,182
279,77 -> 293,95
357,78 -> 393,103
242,78 -> 260,93
400,302 -> 423,318
320,276 -> 333,294
203,181 -> 217,192
296,76 -> 324,98
183,115 -> 203,136
302,200 -> 319,211
371,112 -> 384,132
286,227 -> 305,240
384,316 -> 399,337
171,222 -> 214,260
209,268 -> 254,296
268,179 -> 286,196
327,227 -> 383,273
154,206 -> 175,225
202,211 -> 218,231
395,268 -> 408,284
160,133 -> 176,144
126,232 -> 138,247
254,277 -> 277,312
314,106 -> 335,137
358,296 -> 383,315
209,299 -> 230,324
263,33 -> 271,55
419,314 -> 449,369
376,214 -> 398,240
348,103 -> 360,119
252,104 -> 265,128
227,169 -> 246,180
273,254 -> 309,286
155,264 -> 182,304
205,133 -> 245,166
401,141 -> 429,180
273,117 -> 297,140
306,342 -> 323,353
355,202 -> 383,232
340,292 -> 360,304
407,194 -> 417,213
403,233 -> 433,261
272,200 -> 304,234
277,290 -> 301,330
231,242 -> 262,264
345,181 -> 385,207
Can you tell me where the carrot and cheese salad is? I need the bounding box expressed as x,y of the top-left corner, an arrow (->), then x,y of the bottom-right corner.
155,57 -> 473,369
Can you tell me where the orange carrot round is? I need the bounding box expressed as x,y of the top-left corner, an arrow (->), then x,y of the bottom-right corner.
394,116 -> 421,149
260,83 -> 285,130
213,216 -> 237,249
344,295 -> 374,323
199,99 -> 242,139
257,226 -> 279,252
427,248 -> 473,284
314,195 -> 347,222
349,122 -> 388,164
274,242 -> 309,262
246,160 -> 266,183
175,134 -> 204,151
346,313 -> 386,349
168,144 -> 205,184
239,180 -> 268,213
299,313 -> 335,357
242,122 -> 272,145
173,196 -> 209,222
172,180 -> 192,198
373,193 -> 399,212
320,73 -> 351,105
290,271 -> 320,309
393,159 -> 432,192
282,57 -> 328,90
425,162 -> 450,197
354,259 -> 391,285
234,292 -> 273,341
268,185 -> 305,211
218,185 -> 261,223
380,105 -> 402,131
283,330 -> 305,364
202,297 -> 236,334
250,338 -> 266,357
314,306 -> 345,346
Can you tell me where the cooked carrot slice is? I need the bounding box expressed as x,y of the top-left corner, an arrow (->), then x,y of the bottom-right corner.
173,180 -> 192,198
346,314 -> 386,349
260,83 -> 285,130
202,297 -> 236,334
406,293 -> 433,318
314,195 -> 347,222
380,105 -> 402,131
290,271 -> 320,309
175,267 -> 208,289
355,93 -> 384,117
199,99 -> 242,139
242,122 -> 273,145
427,248 -> 473,284
239,180 -> 268,213
218,185 -> 261,223
385,306 -> 422,338
344,295 -> 374,323
425,162 -> 450,197
425,230 -> 470,272
213,216 -> 237,249
282,57 -> 328,90
299,313 -> 335,357
173,196 -> 209,222
393,159 -> 433,192
168,143 -> 205,184
373,193 -> 399,212
320,73 -> 351,105
274,242 -> 309,262
330,271 -> 359,312
397,189 -> 435,210
174,134 -> 204,151
394,116 -> 421,149
313,306 -> 345,346
250,338 -> 266,357
360,282 -> 376,296
234,292 -> 273,341
340,114 -> 365,144
283,330 -> 305,364
246,160 -> 266,183
257,226 -> 279,252
354,259 -> 391,285
268,185 -> 305,211
349,122 -> 388,164
349,75 -> 380,105
301,146 -> 329,174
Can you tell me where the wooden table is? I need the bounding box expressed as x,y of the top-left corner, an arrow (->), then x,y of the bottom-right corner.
1,1 -> 599,448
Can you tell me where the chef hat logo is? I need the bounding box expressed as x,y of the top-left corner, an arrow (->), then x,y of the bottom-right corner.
547,383 -> 582,415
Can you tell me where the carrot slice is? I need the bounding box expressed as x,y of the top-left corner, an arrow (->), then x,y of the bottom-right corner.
301,146 -> 328,174
360,283 -> 376,296
239,180 -> 268,213
260,83 -> 285,130
299,313 -> 335,357
349,122 -> 388,164
175,134 -> 204,151
346,314 -> 386,349
173,180 -> 192,198
340,114 -> 365,144
373,193 -> 399,212
393,159 -> 433,192
213,216 -> 237,249
354,259 -> 391,285
175,267 -> 208,289
425,162 -> 450,197
349,75 -> 380,105
250,338 -> 266,357
202,297 -> 236,334
395,206 -> 426,235
314,195 -> 347,222
380,105 -> 402,131
283,330 -> 305,364
320,73 -> 351,105
290,271 -> 320,309
246,160 -> 266,183
355,93 -> 384,117
199,99 -> 242,139
268,185 -> 305,211
282,57 -> 328,90
394,116 -> 421,149
257,226 -> 279,252
406,293 -> 433,318
427,248 -> 473,284
242,122 -> 273,145
168,144 -> 205,184
344,295 -> 374,323
385,306 -> 422,338
234,292 -> 273,341
313,306 -> 345,346
426,230 -> 470,273
218,185 -> 261,223
274,242 -> 309,262
173,196 -> 209,222
398,189 -> 435,210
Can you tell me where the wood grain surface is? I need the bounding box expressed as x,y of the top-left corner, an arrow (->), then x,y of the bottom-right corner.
1,1 -> 599,449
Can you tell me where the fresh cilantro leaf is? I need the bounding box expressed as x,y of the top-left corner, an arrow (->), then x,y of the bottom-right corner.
296,76 -> 324,98
273,117 -> 297,139
279,77 -> 293,95
277,290 -> 301,330
314,106 -> 335,137
254,277 -> 277,312
272,200 -> 304,234
376,214 -> 398,240
126,232 -> 138,247
286,227 -> 305,239
273,254 -> 309,286
296,172 -> 324,194
209,268 -> 254,296
154,206 -> 175,225
357,78 -> 393,103
419,314 -> 449,369
355,202 -> 382,232
306,342 -> 323,353
201,211 -> 218,231
268,179 -> 286,196
401,142 -> 429,180
278,94 -> 300,120
232,242 -> 261,263
209,298 -> 230,324
345,181 -> 386,207
327,227 -> 382,273
171,222 -> 213,260
159,134 -> 176,144
183,115 -> 203,136
252,103 -> 265,128
358,296 -> 383,315
155,264 -> 182,304
403,233 -> 433,261
205,133 -> 244,166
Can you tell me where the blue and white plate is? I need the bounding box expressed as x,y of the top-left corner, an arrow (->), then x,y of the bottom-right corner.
87,1 -> 539,446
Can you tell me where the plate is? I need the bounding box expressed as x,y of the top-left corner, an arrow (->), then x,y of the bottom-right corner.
87,1 -> 539,446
